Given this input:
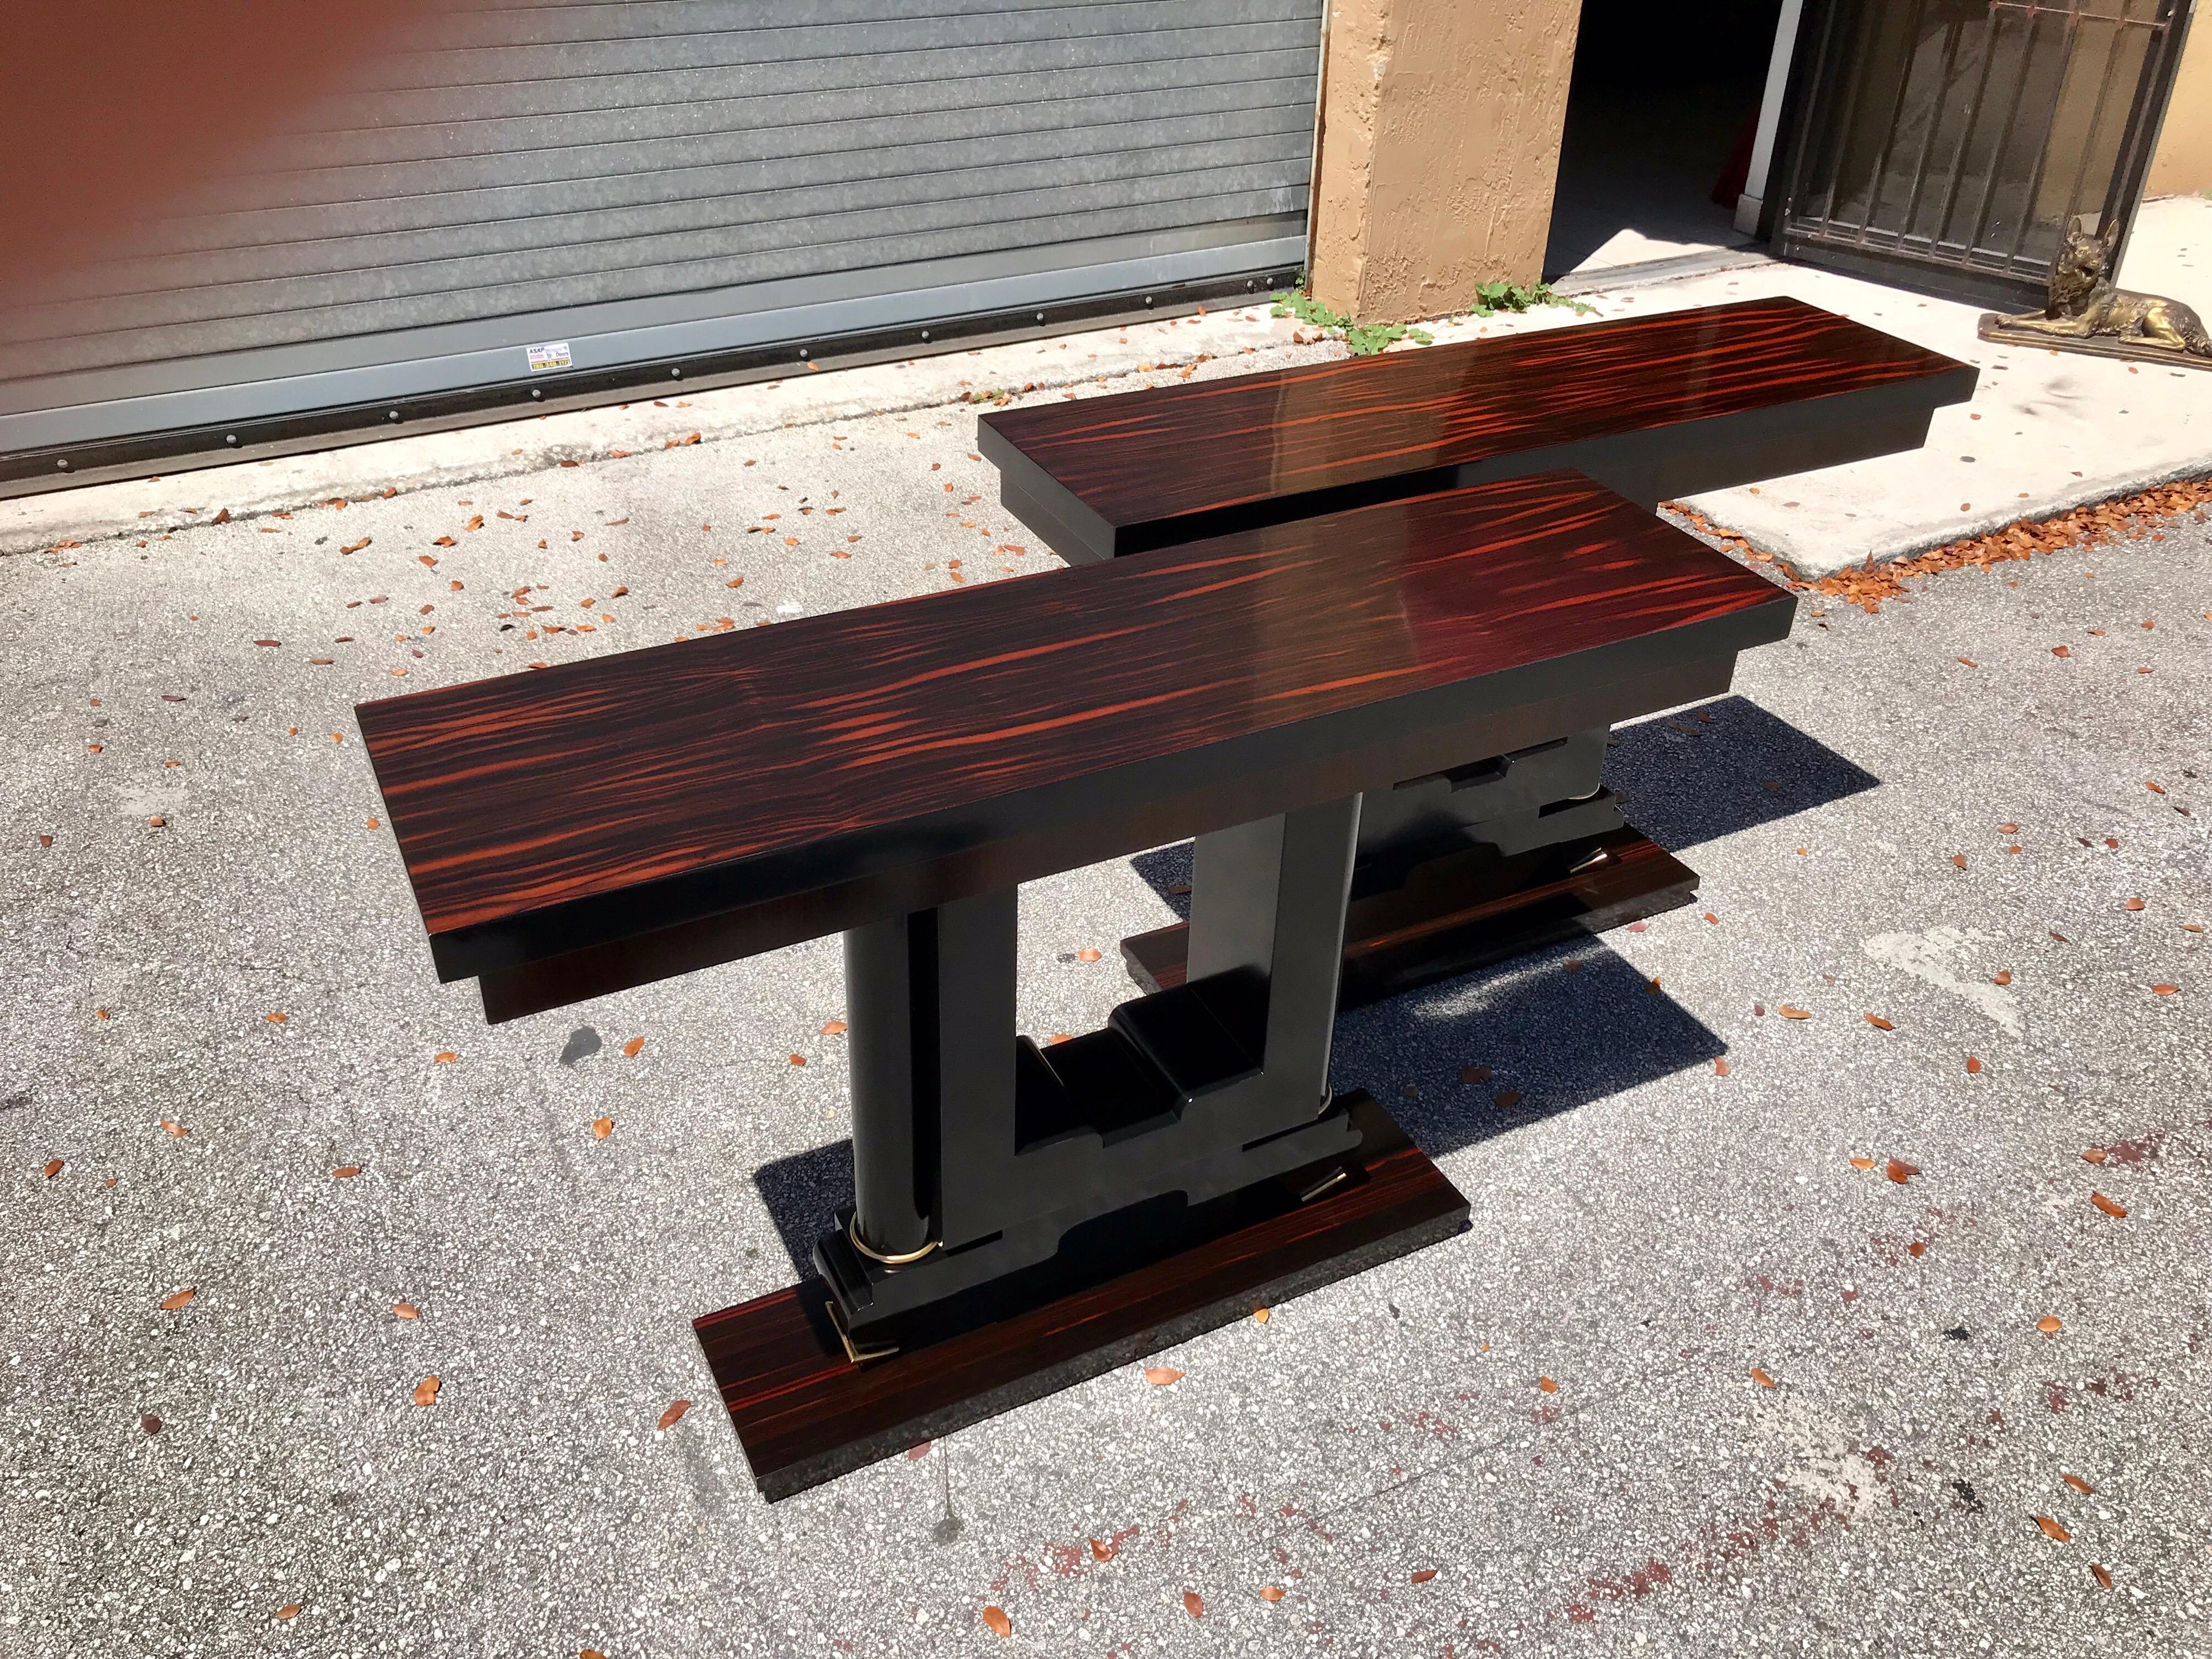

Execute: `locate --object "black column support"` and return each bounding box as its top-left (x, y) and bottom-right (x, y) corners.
top-left (843, 915), bottom-right (933, 1260)
top-left (817, 797), bottom-right (1369, 1350)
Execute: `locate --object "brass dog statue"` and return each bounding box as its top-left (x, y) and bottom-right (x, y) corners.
top-left (1979, 220), bottom-right (2212, 368)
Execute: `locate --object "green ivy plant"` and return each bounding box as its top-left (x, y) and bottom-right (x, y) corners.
top-left (1469, 278), bottom-right (1596, 318)
top-left (1270, 276), bottom-right (1593, 354)
top-left (1270, 289), bottom-right (1432, 356)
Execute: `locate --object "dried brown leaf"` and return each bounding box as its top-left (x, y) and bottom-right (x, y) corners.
top-left (2083, 1147), bottom-right (2107, 1164)
top-left (1953, 852), bottom-right (1968, 870)
top-left (1863, 1013), bottom-right (1894, 1030)
top-left (2090, 1563), bottom-right (2113, 1589)
top-left (1779, 1005), bottom-right (1811, 1020)
top-left (1144, 1366), bottom-right (1184, 1387)
top-left (1850, 1156), bottom-right (1876, 1169)
top-left (1183, 1592), bottom-right (1204, 1619)
top-left (1537, 1375), bottom-right (1558, 1394)
top-left (622, 1036), bottom-right (645, 1058)
top-left (2063, 1473), bottom-right (2095, 1495)
top-left (140, 1413), bottom-right (161, 1434)
top-left (275, 1603), bottom-right (301, 1621)
top-left (591, 1117), bottom-right (613, 1139)
top-left (1885, 1158), bottom-right (1919, 1185)
top-left (2034, 1515), bottom-right (2071, 1542)
top-left (1076, 948), bottom-right (1103, 963)
top-left (1259, 1585), bottom-right (1286, 1601)
top-left (1410, 1568), bottom-right (1438, 1584)
top-left (1251, 1306), bottom-right (1270, 1324)
top-left (393, 1301), bottom-right (419, 1320)
top-left (43, 1157), bottom-right (63, 1179)
top-left (2090, 1192), bottom-right (2128, 1218)
top-left (332, 1165), bottom-right (361, 1179)
top-left (159, 1287), bottom-right (196, 1311)
top-left (2036, 1315), bottom-right (2063, 1334)
top-left (2151, 984), bottom-right (2179, 996)
top-left (819, 1020), bottom-right (847, 1036)
top-left (1965, 1055), bottom-right (1983, 1074)
top-left (434, 1051), bottom-right (457, 1063)
top-left (1750, 1366), bottom-right (1776, 1388)
top-left (1089, 1537), bottom-right (1115, 1561)
top-left (982, 1605), bottom-right (1012, 1638)
top-left (413, 1375), bottom-right (441, 1407)
top-left (657, 1399), bottom-right (691, 1430)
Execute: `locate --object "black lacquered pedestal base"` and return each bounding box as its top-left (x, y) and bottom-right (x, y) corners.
top-left (695, 1092), bottom-right (1467, 1501)
top-left (1123, 823), bottom-right (1699, 1010)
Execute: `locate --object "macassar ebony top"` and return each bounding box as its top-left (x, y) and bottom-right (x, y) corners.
top-left (356, 471), bottom-right (1793, 1008)
top-left (978, 295), bottom-right (1976, 559)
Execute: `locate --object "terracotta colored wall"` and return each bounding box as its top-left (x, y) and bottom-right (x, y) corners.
top-left (2147, 4), bottom-right (2212, 199)
top-left (1310, 0), bottom-right (1584, 322)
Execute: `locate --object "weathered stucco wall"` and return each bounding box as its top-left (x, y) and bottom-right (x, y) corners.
top-left (1310, 0), bottom-right (1583, 322)
top-left (2147, 5), bottom-right (2212, 199)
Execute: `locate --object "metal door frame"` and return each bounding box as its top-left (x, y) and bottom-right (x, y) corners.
top-left (1772, 0), bottom-right (2190, 308)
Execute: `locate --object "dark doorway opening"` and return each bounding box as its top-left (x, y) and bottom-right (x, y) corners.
top-left (1545, 0), bottom-right (1789, 284)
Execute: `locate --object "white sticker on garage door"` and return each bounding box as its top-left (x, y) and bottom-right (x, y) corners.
top-left (525, 341), bottom-right (572, 373)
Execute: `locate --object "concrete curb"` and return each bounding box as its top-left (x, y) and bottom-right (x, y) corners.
top-left (0, 306), bottom-right (1322, 560)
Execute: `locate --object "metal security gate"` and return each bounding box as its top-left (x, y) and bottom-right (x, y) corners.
top-left (1777, 0), bottom-right (2188, 307)
top-left (0, 0), bottom-right (1321, 486)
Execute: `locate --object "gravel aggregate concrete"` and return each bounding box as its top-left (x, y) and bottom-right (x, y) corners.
top-left (3, 348), bottom-right (2211, 1659)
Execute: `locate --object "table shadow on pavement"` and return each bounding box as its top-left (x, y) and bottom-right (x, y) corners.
top-left (753, 1140), bottom-right (855, 1277)
top-left (1328, 946), bottom-right (1724, 1160)
top-left (1603, 692), bottom-right (1879, 850)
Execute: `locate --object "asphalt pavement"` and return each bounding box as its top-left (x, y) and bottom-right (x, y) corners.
top-left (3, 388), bottom-right (2209, 1658)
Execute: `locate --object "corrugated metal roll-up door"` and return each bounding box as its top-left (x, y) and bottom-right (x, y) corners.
top-left (1, 0), bottom-right (1321, 468)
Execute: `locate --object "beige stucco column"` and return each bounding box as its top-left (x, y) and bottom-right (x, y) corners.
top-left (2146, 4), bottom-right (2212, 199)
top-left (1309, 0), bottom-right (1584, 324)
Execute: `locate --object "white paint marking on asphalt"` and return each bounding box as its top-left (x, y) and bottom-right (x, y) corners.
top-left (1861, 925), bottom-right (2022, 1036)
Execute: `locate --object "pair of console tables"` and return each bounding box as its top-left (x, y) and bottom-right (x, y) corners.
top-left (357, 297), bottom-right (1972, 1498)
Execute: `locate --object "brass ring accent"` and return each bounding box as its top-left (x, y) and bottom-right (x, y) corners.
top-left (847, 1214), bottom-right (939, 1266)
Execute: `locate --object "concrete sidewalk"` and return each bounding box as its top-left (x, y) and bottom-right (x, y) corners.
top-left (5, 197), bottom-right (2208, 577)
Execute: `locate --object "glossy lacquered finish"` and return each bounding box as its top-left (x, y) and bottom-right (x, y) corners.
top-left (979, 296), bottom-right (1977, 560)
top-left (356, 471), bottom-right (1793, 1011)
top-left (695, 1092), bottom-right (1466, 1499)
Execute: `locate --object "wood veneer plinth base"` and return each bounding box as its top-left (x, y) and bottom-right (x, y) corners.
top-left (696, 1093), bottom-right (1466, 1500)
top-left (1124, 825), bottom-right (1698, 1009)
